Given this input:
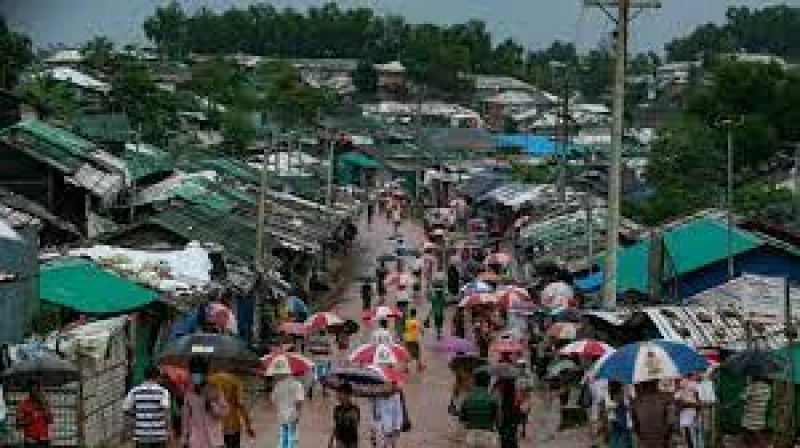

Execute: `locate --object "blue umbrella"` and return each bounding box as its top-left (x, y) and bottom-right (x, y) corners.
top-left (461, 280), bottom-right (492, 294)
top-left (594, 339), bottom-right (709, 384)
top-left (286, 296), bottom-right (309, 315)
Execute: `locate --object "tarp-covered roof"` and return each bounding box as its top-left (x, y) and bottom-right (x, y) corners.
top-left (338, 152), bottom-right (381, 169)
top-left (40, 257), bottom-right (158, 313)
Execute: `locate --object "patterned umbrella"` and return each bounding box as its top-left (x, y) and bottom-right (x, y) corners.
top-left (349, 342), bottom-right (410, 366)
top-left (305, 312), bottom-right (344, 331)
top-left (546, 322), bottom-right (580, 340)
top-left (458, 292), bottom-right (497, 308)
top-left (495, 287), bottom-right (533, 309)
top-left (558, 340), bottom-right (614, 358)
top-left (278, 322), bottom-right (309, 336)
top-left (258, 352), bottom-right (314, 377)
top-left (484, 252), bottom-right (513, 266)
top-left (367, 365), bottom-right (407, 385)
top-left (364, 305), bottom-right (403, 322)
top-left (594, 340), bottom-right (710, 384)
top-left (461, 280), bottom-right (492, 294)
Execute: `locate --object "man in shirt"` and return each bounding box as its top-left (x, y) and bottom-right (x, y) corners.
top-left (208, 371), bottom-right (254, 448)
top-left (403, 308), bottom-right (424, 372)
top-left (271, 374), bottom-right (305, 448)
top-left (123, 366), bottom-right (172, 448)
top-left (370, 390), bottom-right (404, 448)
top-left (459, 372), bottom-right (499, 447)
top-left (372, 319), bottom-right (395, 345)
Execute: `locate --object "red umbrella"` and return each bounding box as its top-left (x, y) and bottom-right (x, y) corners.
top-left (458, 292), bottom-right (497, 308)
top-left (258, 352), bottom-right (314, 377)
top-left (366, 365), bottom-right (407, 385)
top-left (558, 339), bottom-right (614, 358)
top-left (364, 305), bottom-right (403, 322)
top-left (349, 342), bottom-right (410, 366)
top-left (490, 338), bottom-right (524, 354)
top-left (278, 322), bottom-right (309, 336)
top-left (495, 287), bottom-right (532, 309)
top-left (160, 365), bottom-right (189, 395)
top-left (305, 312), bottom-right (344, 331)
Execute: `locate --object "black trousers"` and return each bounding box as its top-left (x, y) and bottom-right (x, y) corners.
top-left (224, 432), bottom-right (242, 448)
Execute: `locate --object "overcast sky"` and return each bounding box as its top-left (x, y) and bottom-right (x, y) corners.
top-left (2, 0), bottom-right (796, 53)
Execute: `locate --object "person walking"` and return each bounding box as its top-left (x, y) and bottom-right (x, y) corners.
top-left (675, 375), bottom-right (703, 448)
top-left (428, 283), bottom-right (446, 340)
top-left (497, 377), bottom-right (521, 448)
top-left (392, 206), bottom-right (402, 236)
top-left (631, 380), bottom-right (672, 448)
top-left (367, 200), bottom-right (376, 228)
top-left (452, 308), bottom-right (466, 339)
top-left (16, 381), bottom-right (52, 448)
top-left (361, 281), bottom-right (374, 311)
top-left (181, 360), bottom-right (229, 448)
top-left (329, 384), bottom-right (360, 448)
top-left (459, 372), bottom-right (499, 448)
top-left (123, 365), bottom-right (172, 448)
top-left (370, 390), bottom-right (404, 448)
top-left (741, 376), bottom-right (772, 448)
top-left (604, 381), bottom-right (633, 448)
top-left (208, 371), bottom-right (254, 448)
top-left (271, 373), bottom-right (305, 448)
top-left (372, 319), bottom-right (395, 345)
top-left (403, 308), bottom-right (424, 373)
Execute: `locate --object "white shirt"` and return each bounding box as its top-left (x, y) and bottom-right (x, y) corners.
top-left (675, 381), bottom-right (699, 427)
top-left (371, 393), bottom-right (404, 433)
top-left (589, 378), bottom-right (609, 421)
top-left (698, 378), bottom-right (716, 405)
top-left (271, 377), bottom-right (305, 424)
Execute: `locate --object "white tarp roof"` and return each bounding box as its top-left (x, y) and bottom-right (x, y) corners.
top-left (691, 274), bottom-right (800, 325)
top-left (44, 67), bottom-right (110, 93)
top-left (69, 243), bottom-right (213, 293)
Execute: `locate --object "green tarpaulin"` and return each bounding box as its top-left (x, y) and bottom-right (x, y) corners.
top-left (39, 258), bottom-right (158, 313)
top-left (339, 152), bottom-right (381, 169)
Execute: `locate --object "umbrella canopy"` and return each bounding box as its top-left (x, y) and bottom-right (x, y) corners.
top-left (546, 322), bottom-right (580, 340)
top-left (461, 280), bottom-right (492, 294)
top-left (329, 319), bottom-right (360, 335)
top-left (364, 305), bottom-right (403, 322)
top-left (432, 337), bottom-right (476, 354)
top-left (448, 353), bottom-right (486, 372)
top-left (285, 296), bottom-right (309, 315)
top-left (547, 359), bottom-right (579, 379)
top-left (484, 252), bottom-right (513, 266)
top-left (722, 349), bottom-right (787, 377)
top-left (159, 333), bottom-right (259, 369)
top-left (305, 312), bottom-right (344, 331)
top-left (495, 289), bottom-right (532, 310)
top-left (490, 338), bottom-right (524, 354)
top-left (594, 340), bottom-right (709, 384)
top-left (367, 365), bottom-right (407, 385)
top-left (2, 350), bottom-right (79, 387)
top-left (541, 281), bottom-right (575, 308)
top-left (321, 367), bottom-right (397, 397)
top-left (278, 322), bottom-right (309, 336)
top-left (350, 342), bottom-right (410, 366)
top-left (559, 340), bottom-right (614, 358)
top-left (259, 352), bottom-right (314, 377)
top-left (459, 292), bottom-right (497, 308)
top-left (478, 363), bottom-right (524, 380)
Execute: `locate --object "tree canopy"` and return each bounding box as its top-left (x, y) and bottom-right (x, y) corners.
top-left (0, 17), bottom-right (33, 90)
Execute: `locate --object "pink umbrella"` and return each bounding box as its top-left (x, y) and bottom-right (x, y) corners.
top-left (366, 365), bottom-right (407, 385)
top-left (558, 339), bottom-right (614, 358)
top-left (305, 312), bottom-right (344, 331)
top-left (431, 337), bottom-right (475, 354)
top-left (484, 252), bottom-right (513, 266)
top-left (258, 352), bottom-right (314, 377)
top-left (349, 342), bottom-right (410, 366)
top-left (496, 286), bottom-right (533, 309)
top-left (490, 338), bottom-right (524, 354)
top-left (364, 305), bottom-right (403, 322)
top-left (278, 322), bottom-right (309, 336)
top-left (458, 292), bottom-right (497, 308)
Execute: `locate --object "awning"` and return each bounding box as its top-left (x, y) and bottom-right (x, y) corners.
top-left (483, 182), bottom-right (546, 209)
top-left (338, 152), bottom-right (381, 169)
top-left (40, 258), bottom-right (158, 313)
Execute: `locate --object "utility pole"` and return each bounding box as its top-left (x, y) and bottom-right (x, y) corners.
top-left (254, 132), bottom-right (274, 342)
top-left (585, 0), bottom-right (660, 309)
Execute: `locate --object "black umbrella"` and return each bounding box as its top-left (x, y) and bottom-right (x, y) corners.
top-left (448, 353), bottom-right (487, 372)
top-left (321, 366), bottom-right (397, 397)
top-left (377, 254), bottom-right (398, 263)
top-left (2, 350), bottom-right (79, 387)
top-left (477, 363), bottom-right (524, 380)
top-left (158, 333), bottom-right (259, 370)
top-left (722, 349), bottom-right (788, 377)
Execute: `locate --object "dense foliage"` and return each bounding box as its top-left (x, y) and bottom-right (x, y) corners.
top-left (0, 17), bottom-right (33, 90)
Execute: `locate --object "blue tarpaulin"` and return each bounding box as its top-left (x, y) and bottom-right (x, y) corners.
top-left (575, 270), bottom-right (604, 292)
top-left (495, 134), bottom-right (556, 156)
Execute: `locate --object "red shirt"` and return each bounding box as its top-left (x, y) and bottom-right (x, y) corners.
top-left (18, 398), bottom-right (52, 441)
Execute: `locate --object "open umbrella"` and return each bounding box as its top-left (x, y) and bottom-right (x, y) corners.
top-left (367, 365), bottom-right (407, 385)
top-left (278, 322), bottom-right (309, 337)
top-left (458, 292), bottom-right (497, 308)
top-left (350, 342), bottom-right (410, 366)
top-left (547, 359), bottom-right (579, 379)
top-left (559, 340), bottom-right (614, 358)
top-left (364, 305), bottom-right (403, 322)
top-left (547, 322), bottom-right (580, 340)
top-left (449, 353), bottom-right (487, 372)
top-left (432, 337), bottom-right (475, 354)
top-left (305, 312), bottom-right (344, 331)
top-left (461, 280), bottom-right (492, 294)
top-left (484, 252), bottom-right (513, 266)
top-left (2, 350), bottom-right (79, 387)
top-left (722, 349), bottom-right (787, 377)
top-left (259, 352), bottom-right (314, 377)
top-left (490, 338), bottom-right (524, 354)
top-left (158, 333), bottom-right (259, 369)
top-left (594, 340), bottom-right (709, 384)
top-left (321, 367), bottom-right (397, 397)
top-left (478, 363), bottom-right (524, 380)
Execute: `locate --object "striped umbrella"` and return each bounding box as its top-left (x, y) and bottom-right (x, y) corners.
top-left (278, 322), bottom-right (309, 336)
top-left (305, 312), bottom-right (344, 331)
top-left (546, 322), bottom-right (580, 340)
top-left (594, 340), bottom-right (710, 384)
top-left (495, 287), bottom-right (533, 309)
top-left (349, 342), bottom-right (410, 366)
top-left (258, 352), bottom-right (314, 377)
top-left (458, 292), bottom-right (497, 308)
top-left (366, 365), bottom-right (407, 385)
top-left (558, 339), bottom-right (614, 358)
top-left (364, 305), bottom-right (403, 322)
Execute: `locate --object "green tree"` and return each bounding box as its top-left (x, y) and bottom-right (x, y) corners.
top-left (16, 78), bottom-right (80, 120)
top-left (352, 60), bottom-right (377, 95)
top-left (143, 1), bottom-right (187, 58)
top-left (221, 108), bottom-right (256, 154)
top-left (82, 36), bottom-right (115, 70)
top-left (110, 59), bottom-right (177, 144)
top-left (257, 60), bottom-right (331, 127)
top-left (0, 17), bottom-right (33, 90)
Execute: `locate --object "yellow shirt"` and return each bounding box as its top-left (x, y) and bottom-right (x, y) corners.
top-left (208, 372), bottom-right (246, 434)
top-left (403, 318), bottom-right (420, 342)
